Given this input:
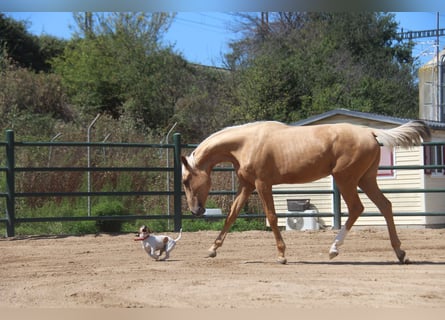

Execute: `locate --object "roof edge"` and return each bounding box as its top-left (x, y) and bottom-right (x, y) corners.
top-left (290, 109), bottom-right (445, 130)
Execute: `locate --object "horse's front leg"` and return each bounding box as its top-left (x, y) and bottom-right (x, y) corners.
top-left (256, 181), bottom-right (287, 264)
top-left (208, 183), bottom-right (254, 258)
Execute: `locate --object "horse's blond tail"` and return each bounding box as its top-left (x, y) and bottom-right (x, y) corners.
top-left (373, 120), bottom-right (431, 148)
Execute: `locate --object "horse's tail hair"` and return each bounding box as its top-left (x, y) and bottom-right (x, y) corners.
top-left (373, 120), bottom-right (431, 148)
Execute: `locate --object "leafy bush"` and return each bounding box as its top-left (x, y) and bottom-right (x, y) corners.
top-left (94, 200), bottom-right (128, 233)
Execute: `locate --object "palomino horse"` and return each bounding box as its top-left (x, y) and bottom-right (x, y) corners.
top-left (181, 121), bottom-right (431, 264)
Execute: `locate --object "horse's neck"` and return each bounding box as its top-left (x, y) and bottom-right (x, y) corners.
top-left (194, 137), bottom-right (238, 172)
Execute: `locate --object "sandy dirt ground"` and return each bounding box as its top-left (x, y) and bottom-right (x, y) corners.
top-left (1, 227), bottom-right (445, 309)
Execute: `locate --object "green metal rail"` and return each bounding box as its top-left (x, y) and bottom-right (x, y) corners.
top-left (1, 130), bottom-right (444, 237)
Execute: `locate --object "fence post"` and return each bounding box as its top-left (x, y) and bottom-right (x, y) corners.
top-left (173, 133), bottom-right (182, 232)
top-left (332, 179), bottom-right (341, 230)
top-left (5, 130), bottom-right (15, 237)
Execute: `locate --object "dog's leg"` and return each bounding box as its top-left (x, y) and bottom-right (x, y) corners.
top-left (158, 237), bottom-right (169, 261)
top-left (158, 249), bottom-right (166, 261)
top-left (163, 240), bottom-right (177, 261)
top-left (149, 248), bottom-right (160, 260)
top-left (143, 246), bottom-right (154, 259)
top-left (142, 243), bottom-right (156, 259)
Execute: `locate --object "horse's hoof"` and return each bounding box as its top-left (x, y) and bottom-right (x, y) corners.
top-left (277, 257), bottom-right (287, 264)
top-left (207, 250), bottom-right (217, 258)
top-left (329, 251), bottom-right (338, 260)
top-left (396, 249), bottom-right (406, 264)
top-left (398, 253), bottom-right (411, 264)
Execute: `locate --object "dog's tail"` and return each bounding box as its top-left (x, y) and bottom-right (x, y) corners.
top-left (174, 228), bottom-right (182, 242)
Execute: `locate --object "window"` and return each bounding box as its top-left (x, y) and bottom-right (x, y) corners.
top-left (424, 144), bottom-right (445, 176)
top-left (378, 146), bottom-right (394, 177)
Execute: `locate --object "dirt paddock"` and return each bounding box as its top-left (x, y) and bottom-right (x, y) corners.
top-left (1, 227), bottom-right (445, 309)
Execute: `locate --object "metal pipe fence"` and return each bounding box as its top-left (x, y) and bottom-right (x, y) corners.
top-left (1, 130), bottom-right (444, 237)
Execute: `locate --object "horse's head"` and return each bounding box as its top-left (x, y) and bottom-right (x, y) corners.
top-left (181, 155), bottom-right (210, 217)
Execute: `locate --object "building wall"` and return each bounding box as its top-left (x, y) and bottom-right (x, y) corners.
top-left (273, 176), bottom-right (333, 227)
top-left (418, 48), bottom-right (445, 123)
top-left (424, 130), bottom-right (445, 225)
top-left (353, 147), bottom-right (425, 226)
top-left (425, 176), bottom-right (445, 225)
top-left (418, 51), bottom-right (445, 226)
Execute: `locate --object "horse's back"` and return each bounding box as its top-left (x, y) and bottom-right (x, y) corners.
top-left (235, 122), bottom-right (380, 184)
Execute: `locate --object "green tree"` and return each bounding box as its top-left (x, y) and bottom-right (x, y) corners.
top-left (173, 65), bottom-right (234, 141)
top-left (53, 12), bottom-right (192, 132)
top-left (226, 12), bottom-right (418, 123)
top-left (0, 13), bottom-right (66, 72)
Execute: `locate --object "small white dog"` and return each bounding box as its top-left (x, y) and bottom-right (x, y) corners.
top-left (134, 225), bottom-right (182, 261)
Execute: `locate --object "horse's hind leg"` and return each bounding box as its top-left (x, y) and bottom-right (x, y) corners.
top-left (359, 177), bottom-right (407, 263)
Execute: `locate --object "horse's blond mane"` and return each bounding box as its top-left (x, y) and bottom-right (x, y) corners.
top-left (188, 122), bottom-right (280, 170)
top-left (204, 121), bottom-right (276, 140)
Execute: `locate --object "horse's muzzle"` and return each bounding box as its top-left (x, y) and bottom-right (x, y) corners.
top-left (192, 207), bottom-right (206, 217)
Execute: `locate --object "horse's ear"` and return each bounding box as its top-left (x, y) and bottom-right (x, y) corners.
top-left (181, 156), bottom-right (190, 170)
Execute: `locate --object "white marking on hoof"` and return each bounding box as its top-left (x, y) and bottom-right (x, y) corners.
top-left (207, 250), bottom-right (217, 258)
top-left (277, 257), bottom-right (287, 265)
top-left (329, 250), bottom-right (339, 260)
top-left (329, 226), bottom-right (348, 260)
top-left (329, 243), bottom-right (340, 259)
